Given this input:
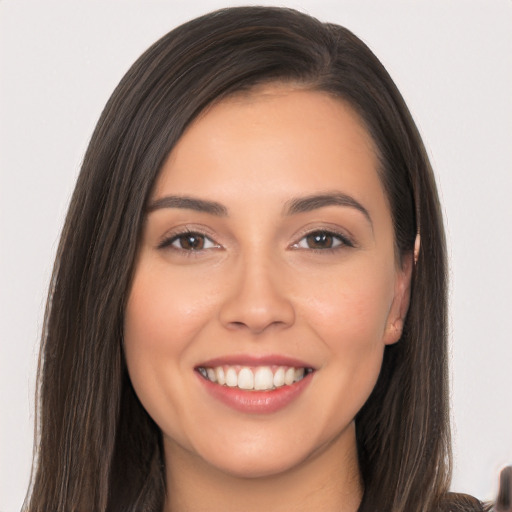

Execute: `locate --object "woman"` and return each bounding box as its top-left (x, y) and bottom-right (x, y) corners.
top-left (24, 6), bottom-right (500, 512)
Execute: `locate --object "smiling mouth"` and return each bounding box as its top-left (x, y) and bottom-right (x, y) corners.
top-left (196, 365), bottom-right (315, 391)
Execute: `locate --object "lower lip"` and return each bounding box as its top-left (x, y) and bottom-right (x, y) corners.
top-left (197, 372), bottom-right (313, 414)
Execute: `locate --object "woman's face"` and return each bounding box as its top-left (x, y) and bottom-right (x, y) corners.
top-left (124, 85), bottom-right (412, 478)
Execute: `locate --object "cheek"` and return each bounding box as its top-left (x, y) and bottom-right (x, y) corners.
top-left (307, 272), bottom-right (393, 421)
top-left (123, 262), bottom-right (219, 416)
top-left (301, 263), bottom-right (395, 348)
top-left (124, 263), bottom-right (216, 357)
top-left (298, 262), bottom-right (394, 402)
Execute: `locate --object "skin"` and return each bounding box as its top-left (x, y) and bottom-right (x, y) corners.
top-left (124, 85), bottom-right (413, 512)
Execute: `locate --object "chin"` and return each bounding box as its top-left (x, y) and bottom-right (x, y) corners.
top-left (206, 450), bottom-right (307, 480)
top-left (190, 425), bottom-right (349, 481)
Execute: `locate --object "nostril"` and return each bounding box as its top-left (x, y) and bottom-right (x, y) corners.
top-left (225, 319), bottom-right (287, 335)
top-left (229, 321), bottom-right (247, 329)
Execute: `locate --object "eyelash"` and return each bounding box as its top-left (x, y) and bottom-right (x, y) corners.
top-left (291, 229), bottom-right (354, 252)
top-left (158, 228), bottom-right (354, 254)
top-left (158, 229), bottom-right (219, 252)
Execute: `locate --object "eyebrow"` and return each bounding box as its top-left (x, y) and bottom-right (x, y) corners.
top-left (283, 192), bottom-right (373, 226)
top-left (147, 191), bottom-right (372, 227)
top-left (147, 195), bottom-right (228, 216)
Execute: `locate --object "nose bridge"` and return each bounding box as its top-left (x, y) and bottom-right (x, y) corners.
top-left (219, 245), bottom-right (295, 334)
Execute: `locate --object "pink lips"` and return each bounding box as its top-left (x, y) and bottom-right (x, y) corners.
top-left (197, 354), bottom-right (315, 369)
top-left (195, 354), bottom-right (315, 414)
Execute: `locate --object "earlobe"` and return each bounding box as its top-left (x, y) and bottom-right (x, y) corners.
top-left (384, 251), bottom-right (414, 345)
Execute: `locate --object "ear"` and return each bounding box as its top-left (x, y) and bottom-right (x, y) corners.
top-left (383, 249), bottom-right (414, 346)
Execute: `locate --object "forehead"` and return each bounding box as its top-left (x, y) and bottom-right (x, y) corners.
top-left (153, 85), bottom-right (385, 214)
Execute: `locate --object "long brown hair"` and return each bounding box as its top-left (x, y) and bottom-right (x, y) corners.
top-left (25, 6), bottom-right (473, 511)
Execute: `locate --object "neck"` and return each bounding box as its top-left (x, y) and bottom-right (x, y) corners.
top-left (163, 422), bottom-right (363, 512)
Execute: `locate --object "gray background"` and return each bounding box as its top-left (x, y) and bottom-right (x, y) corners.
top-left (1, 1), bottom-right (511, 510)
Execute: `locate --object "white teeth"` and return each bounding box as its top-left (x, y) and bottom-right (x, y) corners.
top-left (215, 367), bottom-right (226, 385)
top-left (273, 367), bottom-right (285, 387)
top-left (225, 367), bottom-right (238, 387)
top-left (284, 367), bottom-right (295, 385)
top-left (254, 367), bottom-right (274, 390)
top-left (238, 368), bottom-right (254, 390)
top-left (200, 364), bottom-right (312, 391)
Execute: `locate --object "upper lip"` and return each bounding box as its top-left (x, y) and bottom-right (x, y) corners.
top-left (196, 354), bottom-right (316, 370)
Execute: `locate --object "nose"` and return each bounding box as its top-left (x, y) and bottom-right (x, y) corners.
top-left (218, 255), bottom-right (295, 335)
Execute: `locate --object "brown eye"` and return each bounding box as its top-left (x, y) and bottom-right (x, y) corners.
top-left (177, 233), bottom-right (205, 250)
top-left (294, 230), bottom-right (353, 250)
top-left (159, 232), bottom-right (218, 251)
top-left (306, 232), bottom-right (335, 249)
